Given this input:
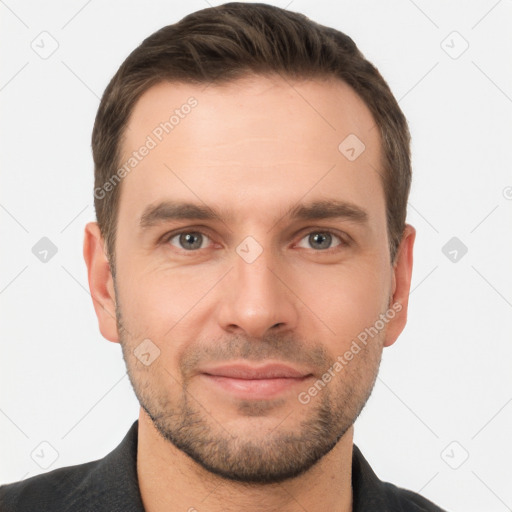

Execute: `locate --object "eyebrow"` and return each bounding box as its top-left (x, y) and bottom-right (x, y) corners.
top-left (139, 199), bottom-right (369, 230)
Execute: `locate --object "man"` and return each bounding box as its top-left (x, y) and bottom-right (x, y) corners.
top-left (0, 2), bottom-right (448, 511)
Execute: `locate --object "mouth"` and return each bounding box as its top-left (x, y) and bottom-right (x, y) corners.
top-left (199, 363), bottom-right (313, 400)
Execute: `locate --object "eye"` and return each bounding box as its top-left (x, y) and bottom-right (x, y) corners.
top-left (296, 230), bottom-right (346, 251)
top-left (166, 231), bottom-right (212, 251)
top-left (161, 228), bottom-right (348, 253)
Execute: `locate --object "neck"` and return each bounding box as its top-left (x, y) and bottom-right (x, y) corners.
top-left (136, 408), bottom-right (353, 512)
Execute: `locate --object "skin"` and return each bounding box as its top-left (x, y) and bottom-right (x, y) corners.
top-left (83, 74), bottom-right (415, 512)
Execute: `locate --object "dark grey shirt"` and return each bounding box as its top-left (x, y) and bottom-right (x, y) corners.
top-left (0, 420), bottom-right (447, 511)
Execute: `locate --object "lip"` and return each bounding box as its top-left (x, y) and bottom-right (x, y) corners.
top-left (199, 363), bottom-right (313, 400)
top-left (200, 363), bottom-right (310, 379)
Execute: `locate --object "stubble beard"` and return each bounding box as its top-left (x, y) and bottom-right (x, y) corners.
top-left (114, 285), bottom-right (382, 484)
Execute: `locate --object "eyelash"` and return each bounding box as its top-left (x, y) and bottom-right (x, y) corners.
top-left (161, 228), bottom-right (350, 254)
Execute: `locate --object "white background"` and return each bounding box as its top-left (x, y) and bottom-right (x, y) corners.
top-left (1, 1), bottom-right (512, 511)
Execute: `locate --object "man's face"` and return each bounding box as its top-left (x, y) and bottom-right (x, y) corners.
top-left (103, 75), bottom-right (407, 483)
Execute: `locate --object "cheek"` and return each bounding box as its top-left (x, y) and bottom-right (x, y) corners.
top-left (117, 262), bottom-right (219, 344)
top-left (291, 258), bottom-right (389, 340)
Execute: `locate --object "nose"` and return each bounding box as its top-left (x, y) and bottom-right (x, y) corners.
top-left (216, 243), bottom-right (299, 339)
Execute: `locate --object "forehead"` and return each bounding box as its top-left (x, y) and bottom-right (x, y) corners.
top-left (117, 75), bottom-right (384, 228)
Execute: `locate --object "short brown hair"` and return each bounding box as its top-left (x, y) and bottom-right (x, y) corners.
top-left (92, 2), bottom-right (411, 276)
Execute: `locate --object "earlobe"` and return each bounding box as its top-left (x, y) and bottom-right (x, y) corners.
top-left (383, 224), bottom-right (416, 348)
top-left (83, 222), bottom-right (120, 343)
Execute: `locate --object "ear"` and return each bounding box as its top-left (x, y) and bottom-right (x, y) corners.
top-left (83, 221), bottom-right (119, 343)
top-left (383, 223), bottom-right (416, 348)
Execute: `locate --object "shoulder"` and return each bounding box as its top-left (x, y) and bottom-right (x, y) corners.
top-left (0, 459), bottom-right (103, 512)
top-left (380, 480), bottom-right (448, 512)
top-left (351, 444), bottom-right (448, 512)
top-left (0, 420), bottom-right (143, 512)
